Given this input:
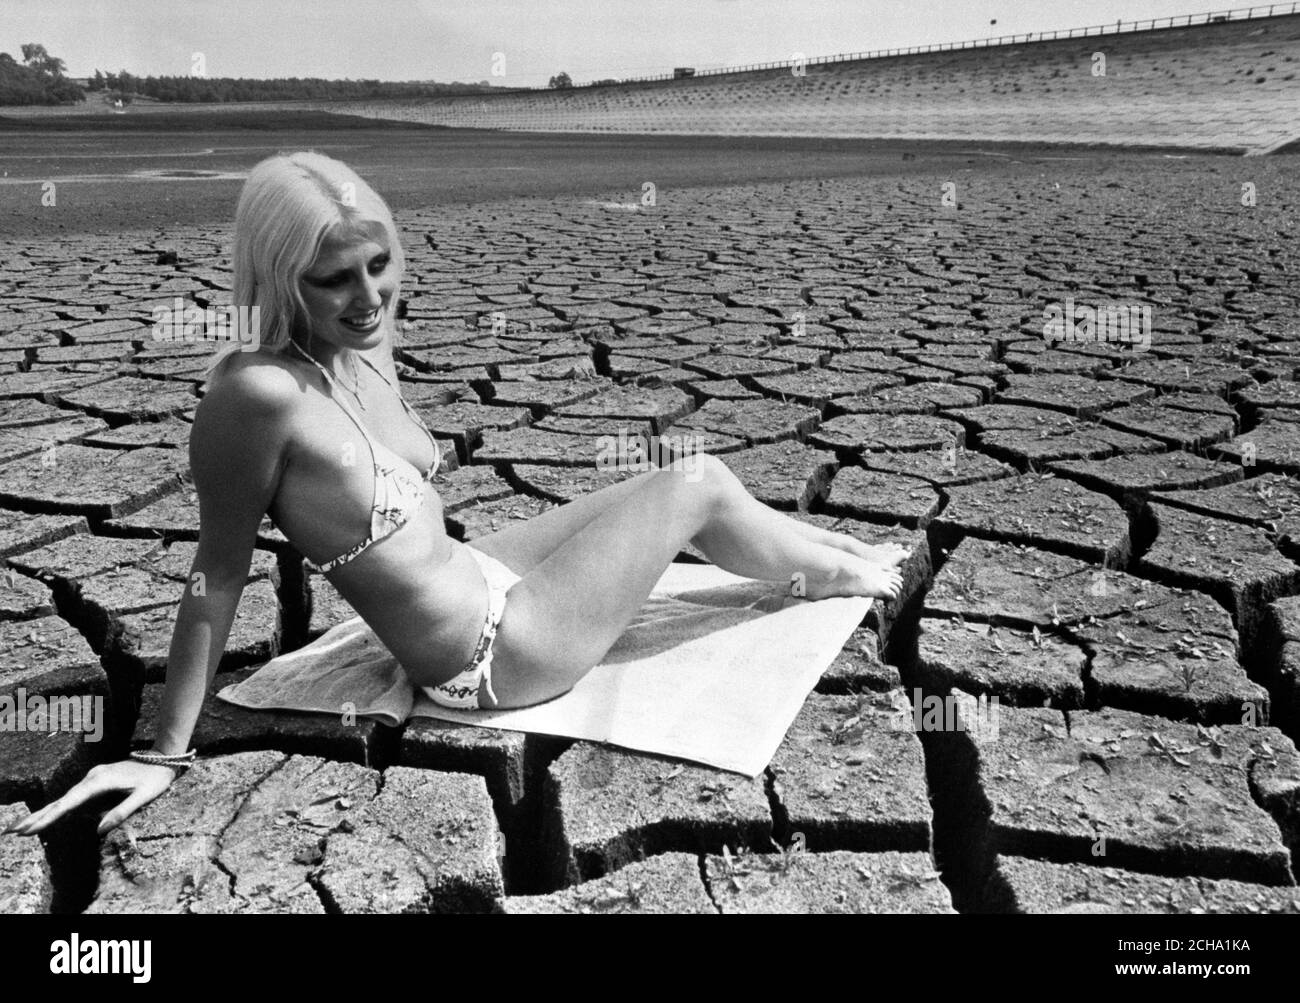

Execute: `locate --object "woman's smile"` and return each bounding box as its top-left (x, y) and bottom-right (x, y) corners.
top-left (339, 307), bottom-right (383, 333)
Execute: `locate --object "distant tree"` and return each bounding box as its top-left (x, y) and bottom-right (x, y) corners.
top-left (20, 42), bottom-right (65, 77)
top-left (0, 43), bottom-right (82, 104)
top-left (548, 71), bottom-right (572, 89)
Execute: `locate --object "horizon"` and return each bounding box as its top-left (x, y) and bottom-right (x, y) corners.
top-left (0, 0), bottom-right (1275, 90)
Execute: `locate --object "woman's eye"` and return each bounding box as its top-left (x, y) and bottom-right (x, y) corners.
top-left (309, 256), bottom-right (388, 287)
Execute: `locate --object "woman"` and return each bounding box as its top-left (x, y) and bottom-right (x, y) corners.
top-left (6, 151), bottom-right (906, 839)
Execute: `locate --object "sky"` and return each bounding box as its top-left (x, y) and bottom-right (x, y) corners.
top-left (0, 0), bottom-right (1271, 88)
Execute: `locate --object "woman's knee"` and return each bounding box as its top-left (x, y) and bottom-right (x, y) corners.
top-left (656, 452), bottom-right (730, 516)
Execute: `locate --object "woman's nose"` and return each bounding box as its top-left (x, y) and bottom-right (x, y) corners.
top-left (353, 271), bottom-right (385, 309)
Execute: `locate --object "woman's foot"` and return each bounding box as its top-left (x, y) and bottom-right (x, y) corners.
top-left (852, 541), bottom-right (911, 569)
top-left (817, 533), bottom-right (910, 571)
top-left (806, 555), bottom-right (903, 601)
top-left (784, 517), bottom-right (911, 570)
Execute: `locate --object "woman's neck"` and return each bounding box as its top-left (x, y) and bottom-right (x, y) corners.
top-left (290, 334), bottom-right (384, 383)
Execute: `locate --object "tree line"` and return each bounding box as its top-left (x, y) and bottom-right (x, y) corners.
top-left (87, 70), bottom-right (499, 103)
top-left (1, 43), bottom-right (501, 106)
top-left (0, 44), bottom-right (82, 104)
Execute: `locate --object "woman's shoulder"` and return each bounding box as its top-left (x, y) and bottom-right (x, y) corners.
top-left (202, 346), bottom-right (302, 410)
top-left (194, 347), bottom-right (305, 441)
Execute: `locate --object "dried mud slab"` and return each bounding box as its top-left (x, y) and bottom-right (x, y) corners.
top-left (0, 445), bottom-right (187, 518)
top-left (986, 855), bottom-right (1300, 914)
top-left (1138, 502), bottom-right (1300, 649)
top-left (926, 538), bottom-right (1234, 637)
top-left (767, 694), bottom-right (932, 852)
top-left (1237, 380), bottom-right (1300, 424)
top-left (916, 617), bottom-right (1088, 708)
top-left (0, 729), bottom-right (92, 805)
top-left (834, 382), bottom-right (984, 415)
top-left (1106, 359), bottom-right (1257, 398)
top-left (933, 474), bottom-right (1131, 565)
top-left (89, 753), bottom-right (503, 914)
top-left (706, 849), bottom-right (955, 914)
top-left (823, 466), bottom-right (942, 528)
top-left (0, 613), bottom-right (105, 698)
top-left (718, 440), bottom-right (838, 510)
top-left (484, 378), bottom-right (611, 415)
top-left (51, 375), bottom-right (197, 423)
top-left (810, 413), bottom-right (965, 457)
top-left (506, 462), bottom-right (640, 503)
top-left (502, 852), bottom-right (715, 914)
top-left (1211, 419), bottom-right (1300, 475)
top-left (1258, 596), bottom-right (1300, 732)
top-left (474, 427), bottom-right (605, 467)
top-left (313, 766), bottom-right (504, 914)
top-left (673, 397), bottom-right (820, 445)
top-left (924, 537), bottom-right (1259, 721)
top-left (423, 400), bottom-right (531, 448)
top-left (399, 719), bottom-right (530, 819)
top-left (860, 446), bottom-right (1015, 488)
top-left (1158, 472), bottom-right (1300, 547)
top-left (940, 697), bottom-right (1299, 887)
top-left (752, 370), bottom-right (903, 408)
top-left (1072, 614), bottom-right (1267, 726)
top-left (1096, 401), bottom-right (1236, 450)
top-left (542, 743), bottom-right (771, 886)
top-left (445, 493), bottom-right (555, 541)
top-left (998, 373), bottom-right (1154, 418)
top-left (1048, 452), bottom-right (1242, 510)
top-left (555, 385), bottom-right (694, 434)
top-left (80, 417), bottom-right (192, 451)
top-left (817, 626), bottom-right (901, 694)
top-left (0, 510), bottom-right (87, 559)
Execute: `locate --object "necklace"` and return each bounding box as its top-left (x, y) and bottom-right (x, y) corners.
top-left (291, 340), bottom-right (368, 410)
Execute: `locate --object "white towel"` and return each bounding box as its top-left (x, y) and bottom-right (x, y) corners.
top-left (217, 557), bottom-right (871, 777)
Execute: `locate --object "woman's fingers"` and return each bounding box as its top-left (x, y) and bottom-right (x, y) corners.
top-left (4, 768), bottom-right (115, 837)
top-left (96, 785), bottom-right (165, 836)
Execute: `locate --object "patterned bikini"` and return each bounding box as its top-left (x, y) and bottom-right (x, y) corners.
top-left (287, 340), bottom-right (513, 710)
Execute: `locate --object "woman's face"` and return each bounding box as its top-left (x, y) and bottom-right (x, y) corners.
top-left (297, 219), bottom-right (399, 352)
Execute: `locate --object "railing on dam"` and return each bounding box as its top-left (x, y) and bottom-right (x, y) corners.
top-left (571, 3), bottom-right (1300, 87)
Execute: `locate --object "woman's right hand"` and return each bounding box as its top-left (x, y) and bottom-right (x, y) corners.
top-left (2, 760), bottom-right (181, 838)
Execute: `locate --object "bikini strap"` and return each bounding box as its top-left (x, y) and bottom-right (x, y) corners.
top-left (354, 355), bottom-right (435, 423)
top-left (353, 353), bottom-right (441, 465)
top-left (289, 341), bottom-right (381, 445)
top-left (290, 341), bottom-right (439, 474)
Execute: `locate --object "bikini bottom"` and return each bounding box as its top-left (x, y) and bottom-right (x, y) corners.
top-left (420, 543), bottom-right (521, 710)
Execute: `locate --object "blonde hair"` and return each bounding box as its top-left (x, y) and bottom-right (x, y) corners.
top-left (205, 151), bottom-right (405, 375)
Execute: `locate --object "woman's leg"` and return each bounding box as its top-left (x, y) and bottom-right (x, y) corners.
top-left (461, 467), bottom-right (658, 575)
top-left (486, 453), bottom-right (901, 708)
top-left (776, 512), bottom-right (911, 568)
top-left (466, 462), bottom-right (908, 575)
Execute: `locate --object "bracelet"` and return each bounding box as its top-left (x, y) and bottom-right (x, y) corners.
top-left (130, 749), bottom-right (197, 771)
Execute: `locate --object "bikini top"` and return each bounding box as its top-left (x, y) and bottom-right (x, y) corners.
top-left (287, 340), bottom-right (442, 574)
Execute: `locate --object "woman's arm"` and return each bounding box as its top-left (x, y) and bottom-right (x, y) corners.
top-left (4, 356), bottom-right (295, 836)
top-left (147, 359), bottom-right (292, 755)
